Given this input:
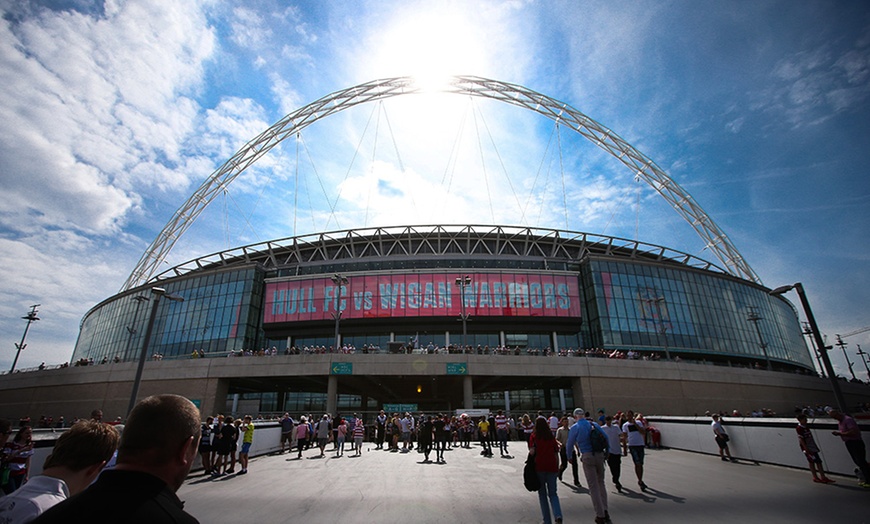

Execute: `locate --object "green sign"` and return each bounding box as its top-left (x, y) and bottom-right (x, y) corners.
top-left (446, 362), bottom-right (468, 375)
top-left (189, 399), bottom-right (201, 409)
top-left (383, 403), bottom-right (418, 413)
top-left (330, 362), bottom-right (353, 375)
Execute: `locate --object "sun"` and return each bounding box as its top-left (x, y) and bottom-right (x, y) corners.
top-left (371, 7), bottom-right (487, 90)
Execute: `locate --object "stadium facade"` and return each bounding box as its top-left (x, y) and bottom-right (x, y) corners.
top-left (66, 224), bottom-right (816, 416)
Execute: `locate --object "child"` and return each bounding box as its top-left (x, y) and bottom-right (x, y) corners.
top-left (796, 413), bottom-right (834, 483)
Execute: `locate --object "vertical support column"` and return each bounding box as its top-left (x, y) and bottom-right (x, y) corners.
top-left (500, 330), bottom-right (506, 347)
top-left (504, 390), bottom-right (511, 413)
top-left (231, 393), bottom-right (240, 417)
top-left (552, 331), bottom-right (559, 353)
top-left (445, 331), bottom-right (450, 347)
top-left (327, 375), bottom-right (338, 415)
top-left (571, 377), bottom-right (584, 412)
top-left (463, 375), bottom-right (474, 410)
top-left (558, 389), bottom-right (566, 413)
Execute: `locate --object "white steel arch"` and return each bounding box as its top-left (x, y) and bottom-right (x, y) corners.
top-left (122, 76), bottom-right (760, 291)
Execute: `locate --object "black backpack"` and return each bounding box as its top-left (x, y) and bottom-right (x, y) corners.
top-left (589, 424), bottom-right (609, 455)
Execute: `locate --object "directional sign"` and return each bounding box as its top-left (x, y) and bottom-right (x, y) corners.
top-left (446, 362), bottom-right (468, 375)
top-left (383, 403), bottom-right (418, 413)
top-left (330, 362), bottom-right (353, 375)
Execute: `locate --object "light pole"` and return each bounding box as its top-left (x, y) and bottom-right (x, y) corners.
top-left (10, 304), bottom-right (40, 373)
top-left (856, 345), bottom-right (870, 382)
top-left (455, 275), bottom-right (472, 350)
top-left (802, 321), bottom-right (825, 377)
top-left (123, 295), bottom-right (150, 362)
top-left (769, 282), bottom-right (847, 413)
top-left (128, 287), bottom-right (184, 416)
top-left (834, 335), bottom-right (857, 381)
top-left (746, 307), bottom-right (772, 370)
top-left (643, 296), bottom-right (670, 360)
top-left (331, 274), bottom-right (348, 353)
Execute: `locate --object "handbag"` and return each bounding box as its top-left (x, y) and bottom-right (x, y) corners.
top-left (721, 433), bottom-right (730, 443)
top-left (523, 455), bottom-right (540, 491)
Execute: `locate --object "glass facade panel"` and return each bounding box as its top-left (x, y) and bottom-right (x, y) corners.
top-left (586, 259), bottom-right (813, 368)
top-left (73, 267), bottom-right (265, 363)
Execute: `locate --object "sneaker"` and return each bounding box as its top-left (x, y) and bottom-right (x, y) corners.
top-left (721, 457), bottom-right (728, 461)
top-left (639, 481), bottom-right (648, 491)
top-left (238, 469), bottom-right (247, 475)
top-left (615, 482), bottom-right (622, 492)
top-left (822, 478), bottom-right (836, 484)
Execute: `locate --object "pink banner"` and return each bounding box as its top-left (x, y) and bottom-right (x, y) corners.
top-left (264, 272), bottom-right (582, 323)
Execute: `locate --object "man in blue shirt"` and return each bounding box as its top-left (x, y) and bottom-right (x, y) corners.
top-left (565, 408), bottom-right (609, 524)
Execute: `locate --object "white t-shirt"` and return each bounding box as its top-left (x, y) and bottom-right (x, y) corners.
top-left (622, 419), bottom-right (646, 447)
top-left (0, 475), bottom-right (69, 523)
top-left (601, 422), bottom-right (623, 455)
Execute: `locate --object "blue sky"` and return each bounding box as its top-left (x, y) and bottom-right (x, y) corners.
top-left (0, 0), bottom-right (868, 379)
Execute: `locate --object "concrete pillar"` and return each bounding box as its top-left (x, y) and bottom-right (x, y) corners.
top-left (504, 390), bottom-right (511, 412)
top-left (445, 331), bottom-right (450, 347)
top-left (327, 375), bottom-right (338, 415)
top-left (571, 377), bottom-right (584, 412)
top-left (558, 389), bottom-right (566, 412)
top-left (463, 375), bottom-right (473, 409)
top-left (231, 393), bottom-right (240, 417)
top-left (500, 331), bottom-right (505, 347)
top-left (552, 331), bottom-right (558, 353)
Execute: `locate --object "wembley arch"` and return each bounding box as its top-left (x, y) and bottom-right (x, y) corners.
top-left (123, 76), bottom-right (760, 291)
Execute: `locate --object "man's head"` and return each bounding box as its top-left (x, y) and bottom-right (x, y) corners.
top-left (712, 414), bottom-right (720, 421)
top-left (797, 413), bottom-right (808, 424)
top-left (43, 420), bottom-right (119, 494)
top-left (573, 408), bottom-right (584, 419)
top-left (826, 407), bottom-right (843, 421)
top-left (118, 394), bottom-right (200, 491)
top-left (90, 409), bottom-right (103, 422)
top-left (0, 418), bottom-right (12, 444)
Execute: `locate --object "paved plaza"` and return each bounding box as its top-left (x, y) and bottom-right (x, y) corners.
top-left (178, 443), bottom-right (867, 523)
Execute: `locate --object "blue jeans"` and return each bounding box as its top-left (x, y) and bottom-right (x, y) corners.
top-left (536, 471), bottom-right (562, 524)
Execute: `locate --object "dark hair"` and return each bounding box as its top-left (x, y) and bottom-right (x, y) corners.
top-left (119, 394), bottom-right (200, 464)
top-left (534, 417), bottom-right (554, 440)
top-left (43, 420), bottom-right (119, 471)
top-left (14, 425), bottom-right (32, 443)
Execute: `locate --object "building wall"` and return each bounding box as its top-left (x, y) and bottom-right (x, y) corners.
top-left (2, 355), bottom-right (866, 423)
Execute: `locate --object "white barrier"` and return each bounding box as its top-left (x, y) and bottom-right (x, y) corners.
top-left (648, 416), bottom-right (870, 477)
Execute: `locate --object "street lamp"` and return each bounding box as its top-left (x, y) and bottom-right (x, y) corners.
top-left (455, 275), bottom-right (472, 351)
top-left (769, 282), bottom-right (847, 413)
top-left (331, 274), bottom-right (348, 353)
top-left (127, 287), bottom-right (184, 416)
top-left (123, 295), bottom-right (150, 362)
top-left (802, 321), bottom-right (825, 377)
top-left (643, 296), bottom-right (670, 361)
top-left (746, 307), bottom-right (772, 371)
top-left (10, 304), bottom-right (40, 373)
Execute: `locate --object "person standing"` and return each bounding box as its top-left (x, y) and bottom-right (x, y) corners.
top-left (495, 410), bottom-right (509, 457)
top-left (419, 416), bottom-right (434, 462)
top-left (711, 414), bottom-right (735, 462)
top-left (601, 415), bottom-right (624, 492)
top-left (33, 394), bottom-right (202, 524)
top-left (315, 415), bottom-right (331, 458)
top-left (566, 408), bottom-right (609, 524)
top-left (294, 416), bottom-right (309, 459)
top-left (335, 418), bottom-right (347, 457)
top-left (3, 426), bottom-right (34, 494)
top-left (238, 415), bottom-right (254, 474)
top-left (622, 410), bottom-right (648, 491)
top-left (529, 417), bottom-right (563, 524)
top-left (478, 416), bottom-right (492, 457)
top-left (827, 407), bottom-right (870, 487)
top-left (795, 413), bottom-right (834, 483)
top-left (0, 420), bottom-right (119, 523)
top-left (375, 410), bottom-right (387, 450)
top-left (279, 413), bottom-right (295, 454)
top-left (352, 416), bottom-right (364, 456)
top-left (199, 417), bottom-right (213, 475)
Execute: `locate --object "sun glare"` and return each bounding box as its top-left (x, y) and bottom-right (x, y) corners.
top-left (374, 9), bottom-right (486, 91)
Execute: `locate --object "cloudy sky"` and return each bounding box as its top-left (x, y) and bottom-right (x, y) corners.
top-left (1, 0), bottom-right (868, 379)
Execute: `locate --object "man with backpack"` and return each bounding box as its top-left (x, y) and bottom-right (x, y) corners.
top-left (565, 408), bottom-right (610, 524)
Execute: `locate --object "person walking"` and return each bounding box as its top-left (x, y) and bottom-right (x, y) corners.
top-left (529, 417), bottom-right (563, 524)
top-left (566, 408), bottom-right (609, 524)
top-left (601, 414), bottom-right (624, 492)
top-left (294, 416), bottom-right (309, 459)
top-left (622, 410), bottom-right (648, 490)
top-left (711, 414), bottom-right (735, 462)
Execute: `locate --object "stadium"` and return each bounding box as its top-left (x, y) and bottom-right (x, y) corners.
top-left (3, 77), bottom-right (863, 420)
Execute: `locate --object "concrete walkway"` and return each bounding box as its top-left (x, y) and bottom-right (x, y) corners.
top-left (178, 444), bottom-right (867, 523)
